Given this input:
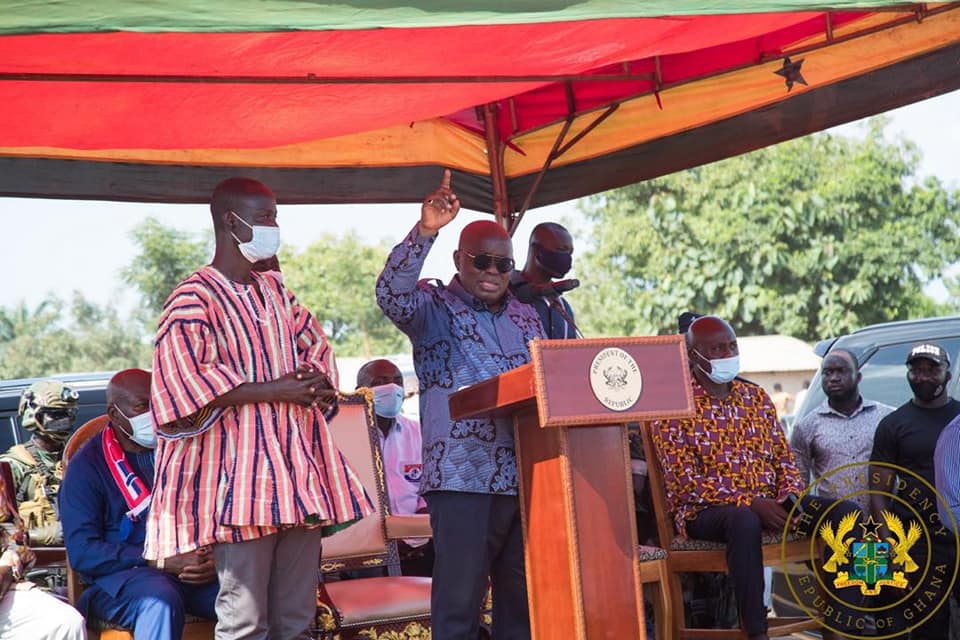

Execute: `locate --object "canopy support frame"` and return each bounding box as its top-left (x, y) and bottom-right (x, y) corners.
top-left (509, 84), bottom-right (619, 234)
top-left (481, 103), bottom-right (510, 228)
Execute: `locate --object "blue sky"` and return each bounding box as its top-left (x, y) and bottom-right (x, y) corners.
top-left (4, 89), bottom-right (960, 315)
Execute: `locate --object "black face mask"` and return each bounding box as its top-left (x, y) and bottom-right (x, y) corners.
top-left (909, 379), bottom-right (945, 403)
top-left (536, 247), bottom-right (572, 278)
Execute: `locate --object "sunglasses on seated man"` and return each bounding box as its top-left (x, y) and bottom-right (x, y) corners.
top-left (465, 252), bottom-right (515, 274)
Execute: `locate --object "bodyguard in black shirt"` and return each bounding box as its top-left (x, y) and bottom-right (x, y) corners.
top-left (509, 222), bottom-right (579, 339)
top-left (869, 342), bottom-right (960, 639)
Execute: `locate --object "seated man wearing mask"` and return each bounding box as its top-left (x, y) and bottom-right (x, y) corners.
top-left (60, 369), bottom-right (217, 640)
top-left (356, 359), bottom-right (432, 576)
top-left (647, 316), bottom-right (857, 640)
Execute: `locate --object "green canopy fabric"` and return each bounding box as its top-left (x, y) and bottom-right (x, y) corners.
top-left (1, 0), bottom-right (923, 34)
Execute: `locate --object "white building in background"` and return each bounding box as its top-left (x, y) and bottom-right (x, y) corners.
top-left (736, 335), bottom-right (821, 400)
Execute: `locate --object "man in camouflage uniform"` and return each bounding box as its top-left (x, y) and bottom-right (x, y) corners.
top-left (0, 380), bottom-right (79, 546)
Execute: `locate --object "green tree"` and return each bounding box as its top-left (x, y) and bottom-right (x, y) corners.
top-left (280, 232), bottom-right (407, 358)
top-left (0, 299), bottom-right (60, 343)
top-left (577, 121), bottom-right (960, 341)
top-left (0, 292), bottom-right (149, 379)
top-left (122, 216), bottom-right (211, 322)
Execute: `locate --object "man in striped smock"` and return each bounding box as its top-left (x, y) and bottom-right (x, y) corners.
top-left (146, 177), bottom-right (373, 640)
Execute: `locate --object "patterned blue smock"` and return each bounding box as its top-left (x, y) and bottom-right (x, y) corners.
top-left (376, 225), bottom-right (545, 495)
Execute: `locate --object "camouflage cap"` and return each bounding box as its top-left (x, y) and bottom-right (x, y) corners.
top-left (18, 379), bottom-right (80, 431)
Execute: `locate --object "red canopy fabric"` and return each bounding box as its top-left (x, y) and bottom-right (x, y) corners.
top-left (1, 12), bottom-right (866, 149)
top-left (1, 3), bottom-right (959, 214)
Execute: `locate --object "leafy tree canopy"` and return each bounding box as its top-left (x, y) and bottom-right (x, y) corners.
top-left (121, 216), bottom-right (212, 322)
top-left (576, 120), bottom-right (960, 341)
top-left (0, 293), bottom-right (150, 379)
top-left (280, 232), bottom-right (407, 358)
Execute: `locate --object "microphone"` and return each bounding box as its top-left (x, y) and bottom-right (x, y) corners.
top-left (529, 278), bottom-right (580, 298)
top-left (511, 278), bottom-right (585, 338)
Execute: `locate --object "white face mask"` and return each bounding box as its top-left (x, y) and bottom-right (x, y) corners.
top-left (231, 212), bottom-right (281, 263)
top-left (694, 350), bottom-right (741, 384)
top-left (372, 383), bottom-right (404, 419)
top-left (116, 406), bottom-right (157, 449)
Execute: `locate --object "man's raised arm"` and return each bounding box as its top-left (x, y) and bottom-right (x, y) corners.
top-left (376, 170), bottom-right (460, 330)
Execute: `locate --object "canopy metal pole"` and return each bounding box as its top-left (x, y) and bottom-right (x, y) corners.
top-left (482, 103), bottom-right (511, 229)
top-left (511, 88), bottom-right (619, 233)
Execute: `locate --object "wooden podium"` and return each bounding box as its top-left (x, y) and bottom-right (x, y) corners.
top-left (449, 336), bottom-right (694, 640)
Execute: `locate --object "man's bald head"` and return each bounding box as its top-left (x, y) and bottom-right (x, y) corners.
top-left (524, 221), bottom-right (574, 280)
top-left (820, 349), bottom-right (862, 404)
top-left (458, 220), bottom-right (511, 252)
top-left (827, 348), bottom-right (860, 371)
top-left (686, 315), bottom-right (740, 387)
top-left (210, 177), bottom-right (275, 229)
top-left (106, 369), bottom-right (151, 407)
top-left (529, 222), bottom-right (571, 248)
top-left (106, 369), bottom-right (154, 451)
top-left (356, 359), bottom-right (403, 389)
top-left (686, 316), bottom-right (736, 350)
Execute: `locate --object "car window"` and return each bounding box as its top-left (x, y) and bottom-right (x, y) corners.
top-left (0, 415), bottom-right (20, 453)
top-left (0, 389), bottom-right (109, 454)
top-left (797, 337), bottom-right (960, 420)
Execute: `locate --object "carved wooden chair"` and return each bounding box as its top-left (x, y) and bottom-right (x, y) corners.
top-left (629, 452), bottom-right (676, 640)
top-left (639, 423), bottom-right (820, 639)
top-left (316, 391), bottom-right (433, 640)
top-left (638, 543), bottom-right (674, 640)
top-left (62, 415), bottom-right (214, 640)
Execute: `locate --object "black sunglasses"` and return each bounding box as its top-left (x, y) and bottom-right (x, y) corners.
top-left (465, 251), bottom-right (514, 274)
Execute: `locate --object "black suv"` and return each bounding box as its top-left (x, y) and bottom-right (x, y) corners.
top-left (0, 372), bottom-right (113, 453)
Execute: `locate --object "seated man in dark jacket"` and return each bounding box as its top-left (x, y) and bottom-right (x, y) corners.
top-left (60, 369), bottom-right (217, 640)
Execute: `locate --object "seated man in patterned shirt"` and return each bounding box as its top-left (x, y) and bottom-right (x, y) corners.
top-left (649, 315), bottom-right (856, 640)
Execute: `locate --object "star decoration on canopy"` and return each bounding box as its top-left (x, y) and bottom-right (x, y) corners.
top-left (775, 56), bottom-right (808, 92)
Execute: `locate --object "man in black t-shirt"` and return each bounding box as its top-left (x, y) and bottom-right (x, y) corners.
top-left (869, 342), bottom-right (960, 639)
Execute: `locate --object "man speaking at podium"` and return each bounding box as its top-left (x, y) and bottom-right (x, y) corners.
top-left (509, 222), bottom-right (580, 339)
top-left (377, 170), bottom-right (545, 640)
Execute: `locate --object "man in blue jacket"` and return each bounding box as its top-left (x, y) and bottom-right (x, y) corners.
top-left (60, 369), bottom-right (217, 640)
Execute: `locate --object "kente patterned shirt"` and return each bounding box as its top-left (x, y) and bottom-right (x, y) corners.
top-left (145, 266), bottom-right (373, 559)
top-left (649, 378), bottom-right (804, 537)
top-left (789, 398), bottom-right (893, 511)
top-left (376, 225), bottom-right (545, 495)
